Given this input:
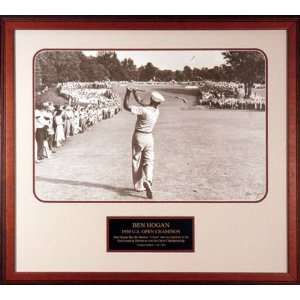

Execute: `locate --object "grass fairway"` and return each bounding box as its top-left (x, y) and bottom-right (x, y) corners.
top-left (35, 83), bottom-right (266, 202)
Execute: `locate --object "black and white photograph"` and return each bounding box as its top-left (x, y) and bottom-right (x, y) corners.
top-left (34, 49), bottom-right (267, 202)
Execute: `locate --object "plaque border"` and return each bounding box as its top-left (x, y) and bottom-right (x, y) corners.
top-left (106, 216), bottom-right (195, 252)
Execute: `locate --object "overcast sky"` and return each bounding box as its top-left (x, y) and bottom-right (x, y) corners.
top-left (82, 50), bottom-right (225, 70)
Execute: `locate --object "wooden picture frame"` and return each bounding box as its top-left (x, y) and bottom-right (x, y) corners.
top-left (0, 16), bottom-right (298, 284)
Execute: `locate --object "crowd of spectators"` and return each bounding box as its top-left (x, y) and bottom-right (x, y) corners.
top-left (35, 81), bottom-right (121, 162)
top-left (57, 81), bottom-right (113, 105)
top-left (197, 81), bottom-right (266, 111)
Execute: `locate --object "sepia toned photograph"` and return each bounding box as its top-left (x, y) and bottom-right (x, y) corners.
top-left (34, 49), bottom-right (267, 202)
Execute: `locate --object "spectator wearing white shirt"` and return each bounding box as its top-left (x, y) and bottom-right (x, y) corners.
top-left (35, 104), bottom-right (48, 161)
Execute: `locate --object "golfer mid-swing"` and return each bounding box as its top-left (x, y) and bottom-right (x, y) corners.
top-left (123, 87), bottom-right (165, 199)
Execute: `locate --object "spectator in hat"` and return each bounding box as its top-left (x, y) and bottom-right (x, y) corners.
top-left (35, 103), bottom-right (48, 161)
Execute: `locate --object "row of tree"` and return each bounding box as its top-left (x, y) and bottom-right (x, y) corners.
top-left (35, 50), bottom-right (265, 97)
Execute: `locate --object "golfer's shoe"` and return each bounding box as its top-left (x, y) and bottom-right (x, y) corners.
top-left (143, 180), bottom-right (153, 199)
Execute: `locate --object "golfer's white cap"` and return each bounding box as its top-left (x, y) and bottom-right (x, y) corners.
top-left (151, 91), bottom-right (165, 103)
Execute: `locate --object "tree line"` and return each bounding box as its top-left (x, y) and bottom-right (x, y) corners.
top-left (35, 50), bottom-right (265, 96)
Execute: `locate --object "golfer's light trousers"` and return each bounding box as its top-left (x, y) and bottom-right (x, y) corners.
top-left (132, 131), bottom-right (154, 191)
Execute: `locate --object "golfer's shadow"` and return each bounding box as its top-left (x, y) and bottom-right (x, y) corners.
top-left (36, 176), bottom-right (147, 199)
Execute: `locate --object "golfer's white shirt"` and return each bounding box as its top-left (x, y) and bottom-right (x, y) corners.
top-left (130, 106), bottom-right (159, 133)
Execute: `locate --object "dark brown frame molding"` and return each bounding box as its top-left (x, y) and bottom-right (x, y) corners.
top-left (0, 16), bottom-right (298, 284)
